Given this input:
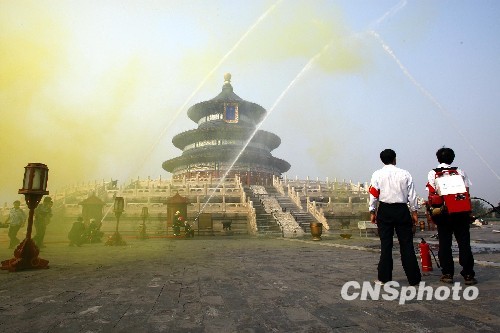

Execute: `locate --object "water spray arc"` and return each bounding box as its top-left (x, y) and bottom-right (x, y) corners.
top-left (109, 0), bottom-right (283, 225)
top-left (198, 0), bottom-right (403, 207)
top-left (368, 0), bottom-right (407, 31)
top-left (368, 30), bottom-right (500, 182)
top-left (129, 0), bottom-right (283, 179)
top-left (196, 52), bottom-right (322, 217)
top-left (119, 0), bottom-right (399, 220)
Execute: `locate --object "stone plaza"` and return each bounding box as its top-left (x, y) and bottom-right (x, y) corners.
top-left (0, 224), bottom-right (498, 332)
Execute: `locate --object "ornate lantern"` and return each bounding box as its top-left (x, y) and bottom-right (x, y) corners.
top-left (1, 163), bottom-right (50, 271)
top-left (141, 207), bottom-right (149, 219)
top-left (113, 196), bottom-right (125, 215)
top-left (19, 163), bottom-right (49, 209)
top-left (138, 207), bottom-right (149, 240)
top-left (106, 196), bottom-right (126, 246)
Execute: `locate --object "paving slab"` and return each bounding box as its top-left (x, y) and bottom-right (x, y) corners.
top-left (0, 225), bottom-right (498, 332)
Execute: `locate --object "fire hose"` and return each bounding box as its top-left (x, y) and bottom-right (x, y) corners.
top-left (470, 197), bottom-right (500, 220)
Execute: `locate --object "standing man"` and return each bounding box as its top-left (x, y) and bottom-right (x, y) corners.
top-left (4, 200), bottom-right (27, 248)
top-left (426, 147), bottom-right (476, 285)
top-left (369, 149), bottom-right (421, 286)
top-left (33, 196), bottom-right (53, 248)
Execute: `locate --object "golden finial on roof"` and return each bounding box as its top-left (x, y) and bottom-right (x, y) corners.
top-left (224, 73), bottom-right (231, 84)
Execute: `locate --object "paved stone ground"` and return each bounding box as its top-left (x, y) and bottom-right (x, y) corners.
top-left (0, 223), bottom-right (499, 332)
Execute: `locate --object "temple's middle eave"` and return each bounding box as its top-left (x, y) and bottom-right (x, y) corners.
top-left (172, 127), bottom-right (281, 151)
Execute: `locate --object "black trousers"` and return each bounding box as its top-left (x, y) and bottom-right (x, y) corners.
top-left (433, 212), bottom-right (475, 278)
top-left (377, 202), bottom-right (421, 285)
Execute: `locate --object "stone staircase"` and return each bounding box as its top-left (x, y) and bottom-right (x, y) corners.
top-left (265, 186), bottom-right (317, 233)
top-left (243, 187), bottom-right (282, 236)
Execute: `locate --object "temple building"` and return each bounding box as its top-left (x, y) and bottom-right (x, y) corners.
top-left (162, 73), bottom-right (290, 185)
top-left (0, 76), bottom-right (374, 240)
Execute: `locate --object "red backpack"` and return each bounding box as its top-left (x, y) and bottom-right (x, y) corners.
top-left (427, 167), bottom-right (471, 215)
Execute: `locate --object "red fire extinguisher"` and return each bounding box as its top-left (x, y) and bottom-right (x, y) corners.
top-left (419, 238), bottom-right (433, 272)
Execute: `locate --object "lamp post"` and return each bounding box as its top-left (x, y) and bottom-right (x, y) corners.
top-left (138, 206), bottom-right (149, 239)
top-left (1, 163), bottom-right (50, 271)
top-left (105, 196), bottom-right (126, 246)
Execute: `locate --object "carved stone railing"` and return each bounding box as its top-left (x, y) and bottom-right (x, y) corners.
top-left (247, 200), bottom-right (257, 235)
top-left (306, 198), bottom-right (329, 230)
top-left (288, 186), bottom-right (303, 209)
top-left (272, 175), bottom-right (285, 196)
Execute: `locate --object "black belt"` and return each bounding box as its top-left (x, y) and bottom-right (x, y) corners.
top-left (380, 202), bottom-right (406, 206)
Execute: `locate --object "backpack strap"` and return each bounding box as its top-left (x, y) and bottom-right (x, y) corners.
top-left (433, 167), bottom-right (458, 172)
top-left (433, 167), bottom-right (458, 178)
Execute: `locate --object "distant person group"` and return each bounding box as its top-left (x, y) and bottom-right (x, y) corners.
top-left (68, 217), bottom-right (104, 246)
top-left (1, 197), bottom-right (103, 249)
top-left (1, 197), bottom-right (54, 249)
top-left (369, 147), bottom-right (477, 286)
top-left (1, 197), bottom-right (53, 249)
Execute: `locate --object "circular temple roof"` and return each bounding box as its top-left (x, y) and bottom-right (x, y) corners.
top-left (187, 75), bottom-right (266, 124)
top-left (163, 74), bottom-right (290, 177)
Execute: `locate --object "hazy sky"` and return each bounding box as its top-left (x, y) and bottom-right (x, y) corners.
top-left (1, 0), bottom-right (499, 205)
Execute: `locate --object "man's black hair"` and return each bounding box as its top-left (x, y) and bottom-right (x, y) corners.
top-left (380, 149), bottom-right (396, 165)
top-left (436, 147), bottom-right (455, 164)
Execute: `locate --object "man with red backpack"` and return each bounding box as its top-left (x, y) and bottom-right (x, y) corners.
top-left (426, 147), bottom-right (477, 285)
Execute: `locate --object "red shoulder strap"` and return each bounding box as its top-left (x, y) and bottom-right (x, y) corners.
top-left (434, 167), bottom-right (459, 179)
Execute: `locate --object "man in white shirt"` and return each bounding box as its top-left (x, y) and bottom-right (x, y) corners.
top-left (4, 200), bottom-right (27, 249)
top-left (369, 149), bottom-right (421, 286)
top-left (426, 147), bottom-right (476, 285)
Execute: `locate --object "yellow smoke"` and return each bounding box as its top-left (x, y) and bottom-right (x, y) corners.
top-left (178, 1), bottom-right (365, 83)
top-left (0, 3), bottom-right (66, 200)
top-left (0, 3), bottom-right (146, 201)
top-left (0, 1), bottom-right (368, 203)
top-left (228, 2), bottom-right (364, 73)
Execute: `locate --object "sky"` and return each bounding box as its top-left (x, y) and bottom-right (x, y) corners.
top-left (1, 0), bottom-right (499, 206)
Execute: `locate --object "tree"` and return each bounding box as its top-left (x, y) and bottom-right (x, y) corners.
top-left (471, 199), bottom-right (488, 218)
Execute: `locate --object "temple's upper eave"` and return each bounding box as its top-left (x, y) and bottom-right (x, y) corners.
top-left (186, 81), bottom-right (266, 123)
top-left (211, 83), bottom-right (243, 101)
